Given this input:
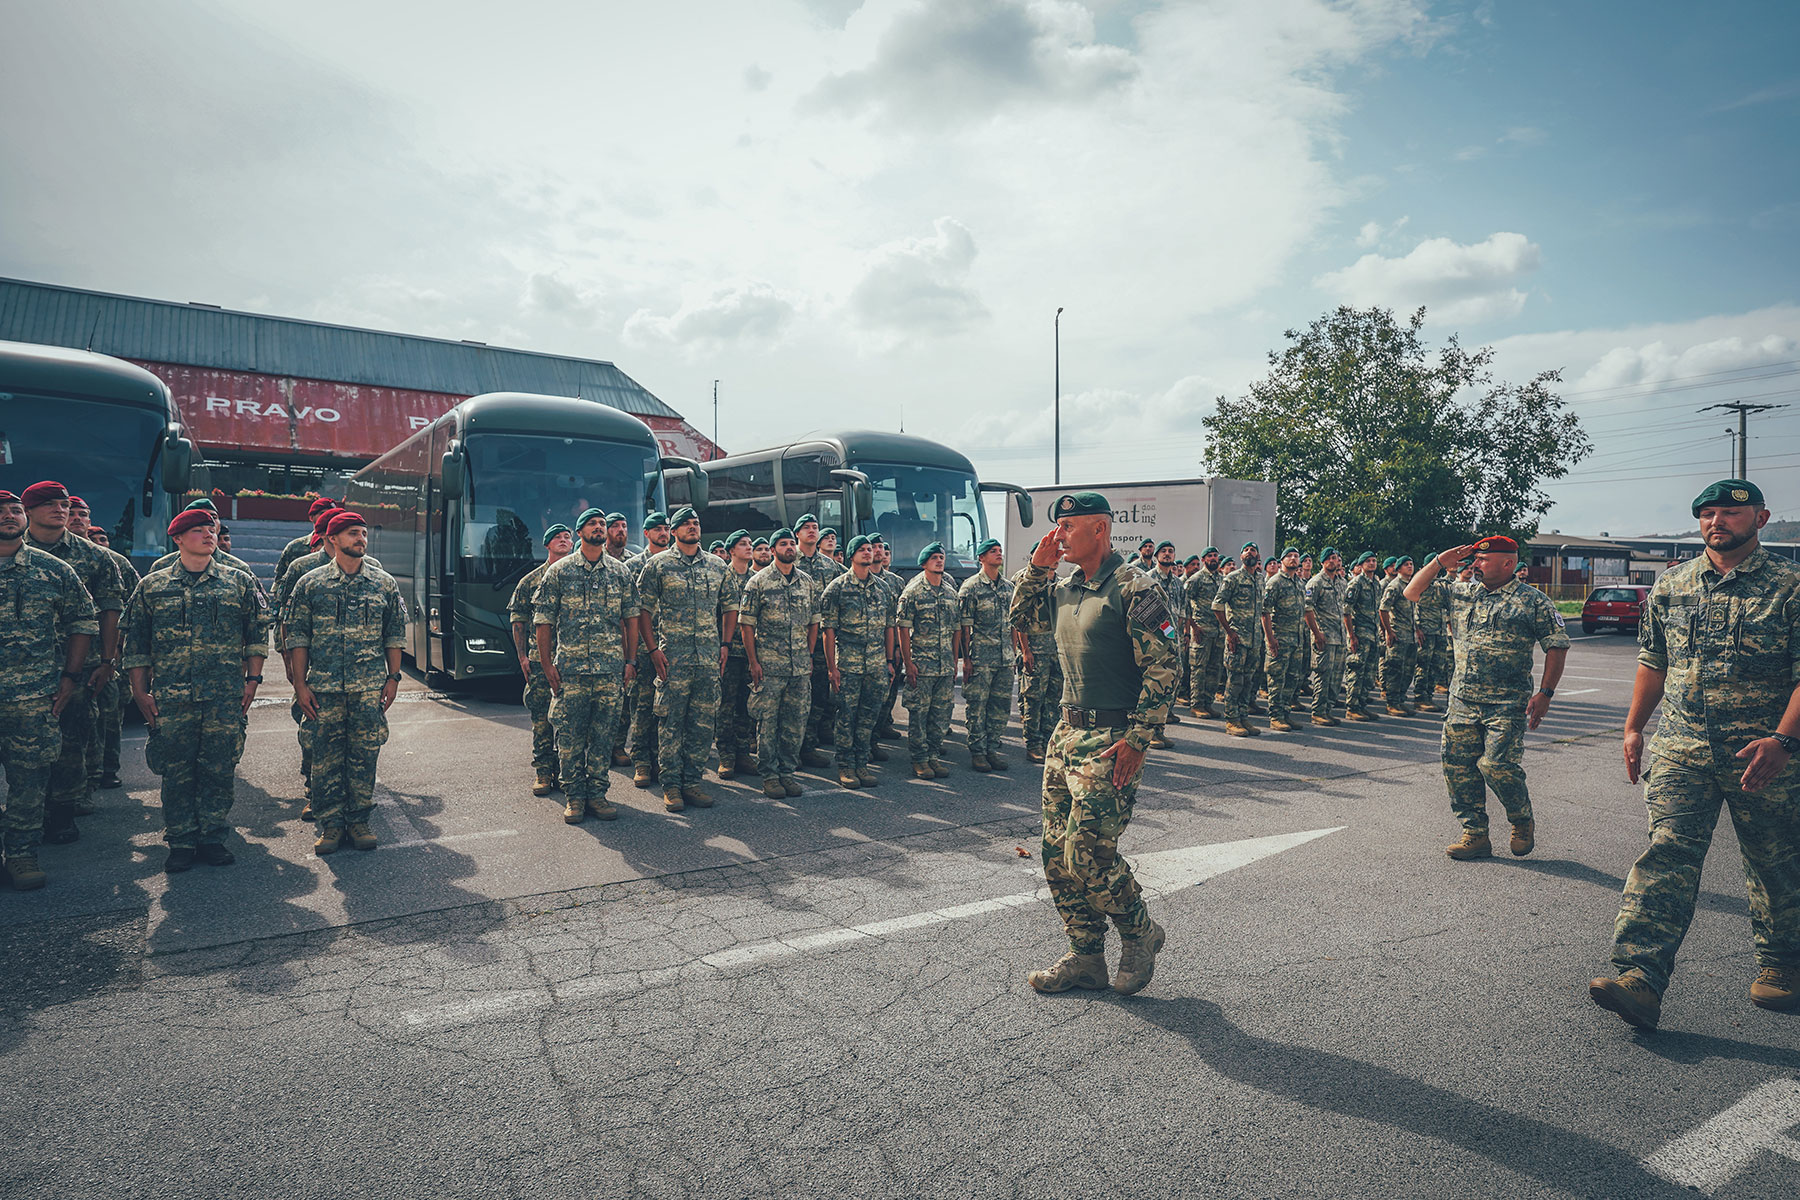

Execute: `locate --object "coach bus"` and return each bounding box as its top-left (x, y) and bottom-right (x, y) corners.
top-left (0, 339), bottom-right (196, 575)
top-left (344, 391), bottom-right (706, 685)
top-left (671, 430), bottom-right (1031, 580)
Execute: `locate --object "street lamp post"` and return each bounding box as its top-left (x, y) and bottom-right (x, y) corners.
top-left (712, 379), bottom-right (720, 460)
top-left (1054, 307), bottom-right (1063, 486)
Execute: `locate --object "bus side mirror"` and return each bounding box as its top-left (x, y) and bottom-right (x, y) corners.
top-left (830, 468), bottom-right (874, 522)
top-left (160, 431), bottom-right (194, 494)
top-left (661, 457), bottom-right (707, 511)
top-left (981, 481), bottom-right (1032, 529)
top-left (440, 440), bottom-right (466, 500)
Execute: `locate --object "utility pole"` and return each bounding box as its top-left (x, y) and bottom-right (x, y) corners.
top-left (1702, 401), bottom-right (1789, 478)
top-left (1054, 307), bottom-right (1064, 486)
top-left (712, 380), bottom-right (719, 460)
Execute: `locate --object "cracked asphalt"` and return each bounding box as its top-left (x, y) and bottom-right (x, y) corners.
top-left (4, 633), bottom-right (1798, 1199)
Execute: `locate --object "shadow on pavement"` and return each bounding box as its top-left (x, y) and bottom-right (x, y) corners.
top-left (1505, 856), bottom-right (1748, 918)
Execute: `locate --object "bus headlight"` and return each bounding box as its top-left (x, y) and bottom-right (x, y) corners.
top-left (463, 637), bottom-right (505, 654)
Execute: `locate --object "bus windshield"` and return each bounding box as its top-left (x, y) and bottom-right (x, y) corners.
top-left (0, 395), bottom-right (169, 561)
top-left (857, 461), bottom-right (987, 569)
top-left (461, 433), bottom-right (661, 584)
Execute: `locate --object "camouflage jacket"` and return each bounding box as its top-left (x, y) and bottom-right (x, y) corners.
top-left (151, 548), bottom-right (257, 578)
top-left (283, 561), bottom-right (407, 692)
top-left (1152, 567), bottom-right (1186, 623)
top-left (722, 565), bottom-right (754, 657)
top-left (1265, 570), bottom-right (1312, 635)
top-left (275, 533), bottom-right (315, 584)
top-left (0, 547), bottom-right (99, 702)
top-left (1380, 576), bottom-right (1418, 638)
top-left (958, 569), bottom-right (1013, 664)
top-left (896, 573), bottom-right (962, 675)
top-left (638, 547), bottom-right (733, 666)
top-left (28, 530), bottom-right (124, 615)
top-left (1010, 564), bottom-right (1057, 647)
top-left (1305, 571), bottom-right (1346, 645)
top-left (1639, 547), bottom-right (1800, 769)
top-left (95, 541), bottom-right (140, 590)
top-left (508, 560), bottom-right (555, 664)
top-left (274, 548), bottom-right (382, 626)
top-left (1343, 574), bottom-right (1384, 637)
top-left (532, 550), bottom-right (637, 675)
top-left (1446, 578), bottom-right (1570, 707)
top-left (1185, 567), bottom-right (1222, 632)
top-left (1413, 576), bottom-right (1450, 637)
top-left (820, 570), bottom-right (891, 675)
top-left (795, 550), bottom-right (847, 589)
top-left (122, 560), bottom-right (270, 703)
top-left (738, 564), bottom-right (818, 677)
top-left (1212, 565), bottom-right (1264, 635)
top-left (1009, 550), bottom-right (1176, 752)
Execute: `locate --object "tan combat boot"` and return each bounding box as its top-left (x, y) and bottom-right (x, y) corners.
top-left (563, 797), bottom-right (586, 824)
top-left (856, 767), bottom-right (879, 787)
top-left (735, 752), bottom-right (756, 775)
top-left (970, 753), bottom-right (992, 773)
top-left (314, 828), bottom-right (343, 856)
top-left (988, 751), bottom-right (1009, 771)
top-left (1510, 819), bottom-right (1536, 857)
top-left (716, 758), bottom-right (736, 780)
top-left (1384, 703), bottom-right (1411, 717)
top-left (1415, 700), bottom-right (1441, 713)
top-left (1026, 746), bottom-right (1046, 763)
top-left (533, 772), bottom-right (556, 797)
top-left (590, 798), bottom-right (618, 821)
top-left (663, 787), bottom-right (685, 812)
top-left (682, 786), bottom-right (714, 809)
top-left (633, 764), bottom-right (655, 788)
top-left (762, 777), bottom-right (786, 799)
top-left (839, 768), bottom-right (863, 788)
top-left (913, 762), bottom-right (936, 780)
top-left (348, 823), bottom-right (377, 851)
top-left (1027, 951), bottom-right (1110, 994)
top-left (5, 856), bottom-right (47, 891)
top-left (1751, 967), bottom-right (1799, 1011)
top-left (1112, 921), bottom-right (1167, 996)
top-left (1225, 721), bottom-right (1252, 738)
top-left (612, 749), bottom-right (631, 767)
top-left (1268, 718), bottom-right (1295, 732)
top-left (780, 776), bottom-right (804, 797)
top-left (1344, 709), bottom-right (1376, 722)
top-left (1192, 706), bottom-right (1222, 720)
top-left (1310, 712), bottom-right (1338, 727)
top-left (1446, 830), bottom-right (1492, 860)
top-left (1148, 730), bottom-right (1172, 749)
top-left (1589, 973), bottom-right (1661, 1030)
top-left (930, 760), bottom-right (950, 779)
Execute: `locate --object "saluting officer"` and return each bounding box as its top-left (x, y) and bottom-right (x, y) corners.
top-left (1342, 551), bottom-right (1385, 721)
top-left (123, 508), bottom-right (269, 872)
top-left (738, 527), bottom-right (818, 798)
top-left (958, 538), bottom-right (1014, 772)
top-left (511, 524), bottom-right (573, 798)
top-left (1591, 479), bottom-right (1800, 1029)
top-left (1213, 540), bottom-right (1265, 737)
top-left (821, 535), bottom-right (892, 788)
top-left (1011, 493), bottom-right (1177, 996)
top-left (896, 542), bottom-right (962, 778)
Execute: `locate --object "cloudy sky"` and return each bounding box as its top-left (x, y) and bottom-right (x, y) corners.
top-left (4, 0), bottom-right (1796, 536)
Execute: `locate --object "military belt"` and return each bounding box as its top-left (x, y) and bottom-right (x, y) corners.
top-left (1063, 706), bottom-right (1129, 730)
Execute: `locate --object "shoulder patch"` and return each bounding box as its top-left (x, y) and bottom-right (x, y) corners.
top-left (1127, 588), bottom-right (1178, 641)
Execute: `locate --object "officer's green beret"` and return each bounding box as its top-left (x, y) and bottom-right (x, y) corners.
top-left (1397, 555), bottom-right (1414, 566)
top-left (725, 529), bottom-right (750, 548)
top-left (917, 541), bottom-right (945, 566)
top-left (1321, 547), bottom-right (1340, 561)
top-left (1184, 555), bottom-right (1201, 566)
top-left (752, 536), bottom-right (770, 547)
top-left (771, 527), bottom-right (796, 544)
top-left (541, 523), bottom-right (571, 546)
top-left (1352, 551), bottom-right (1376, 567)
top-left (643, 511), bottom-right (669, 530)
top-left (1691, 478), bottom-right (1764, 515)
top-left (975, 537), bottom-right (1002, 557)
top-left (846, 535), bottom-right (871, 556)
top-left (1281, 546), bottom-right (1300, 558)
top-left (1140, 539), bottom-right (1156, 550)
top-left (669, 506), bottom-right (698, 527)
top-left (184, 498), bottom-right (218, 513)
top-left (575, 507), bottom-right (607, 530)
top-left (794, 512), bottom-right (819, 529)
top-left (604, 512), bottom-right (626, 525)
top-left (1241, 541), bottom-right (1259, 553)
top-left (1381, 556), bottom-right (1397, 569)
top-left (1202, 546), bottom-right (1219, 557)
top-left (1052, 492), bottom-right (1110, 518)
top-left (1155, 540), bottom-right (1175, 553)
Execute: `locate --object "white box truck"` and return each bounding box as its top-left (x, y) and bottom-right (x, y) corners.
top-left (1003, 477), bottom-right (1277, 574)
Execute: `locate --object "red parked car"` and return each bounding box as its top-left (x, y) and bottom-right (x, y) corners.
top-left (1581, 585), bottom-right (1649, 635)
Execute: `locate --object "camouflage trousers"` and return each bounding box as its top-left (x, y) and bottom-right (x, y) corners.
top-left (655, 664), bottom-right (720, 789)
top-left (550, 672), bottom-right (622, 803)
top-left (1413, 634), bottom-right (1450, 701)
top-left (1221, 629), bottom-right (1265, 724)
top-left (627, 650), bottom-right (658, 770)
top-left (1041, 719), bottom-right (1153, 954)
top-left (147, 697), bottom-right (247, 848)
top-left (1172, 638), bottom-right (1191, 702)
top-left (881, 661), bottom-right (904, 730)
top-left (290, 697), bottom-right (313, 801)
top-left (45, 680), bottom-right (96, 834)
top-left (717, 653), bottom-right (753, 765)
top-left (1344, 634), bottom-right (1381, 713)
top-left (523, 663), bottom-right (556, 776)
top-left (1381, 638), bottom-right (1418, 704)
top-left (833, 669), bottom-right (888, 771)
top-left (86, 673), bottom-right (123, 785)
top-left (1610, 755), bottom-right (1800, 995)
top-left (802, 648), bottom-right (833, 751)
top-left (1264, 630), bottom-right (1307, 722)
top-left (1189, 629), bottom-right (1222, 708)
top-left (1311, 642), bottom-right (1345, 714)
top-left (905, 674), bottom-right (954, 764)
top-left (963, 658), bottom-right (1014, 756)
top-left (0, 697), bottom-right (60, 856)
top-left (752, 673), bottom-right (809, 779)
top-left (1441, 696), bottom-right (1530, 834)
top-left (304, 689), bottom-right (389, 831)
top-left (1018, 638), bottom-right (1063, 751)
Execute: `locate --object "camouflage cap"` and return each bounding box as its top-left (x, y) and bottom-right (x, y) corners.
top-left (542, 523), bottom-right (571, 546)
top-left (1691, 478), bottom-right (1764, 515)
top-left (1052, 492), bottom-right (1110, 518)
top-left (917, 541), bottom-right (946, 566)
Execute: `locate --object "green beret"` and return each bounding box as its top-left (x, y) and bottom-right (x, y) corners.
top-left (708, 541), bottom-right (723, 552)
top-left (725, 529), bottom-right (750, 548)
top-left (604, 512), bottom-right (625, 525)
top-left (669, 506), bottom-right (698, 527)
top-left (1155, 540), bottom-right (1175, 553)
top-left (752, 536), bottom-right (770, 547)
top-left (975, 537), bottom-right (1001, 557)
top-left (576, 507), bottom-right (607, 530)
top-left (1397, 555), bottom-right (1414, 566)
top-left (1691, 478), bottom-right (1764, 515)
top-left (1381, 556), bottom-right (1397, 569)
top-left (1281, 546), bottom-right (1300, 559)
top-left (1321, 547), bottom-right (1340, 561)
top-left (1202, 546), bottom-right (1219, 557)
top-left (1139, 539), bottom-right (1156, 550)
top-left (1241, 541), bottom-right (1259, 553)
top-left (643, 511), bottom-right (669, 530)
top-left (917, 541), bottom-right (945, 566)
top-left (1183, 555), bottom-right (1201, 566)
top-left (794, 512), bottom-right (819, 528)
top-left (846, 535), bottom-right (871, 556)
top-left (1352, 551), bottom-right (1376, 567)
top-left (184, 498), bottom-right (218, 512)
top-left (1052, 492), bottom-right (1110, 518)
top-left (771, 527), bottom-right (796, 543)
top-left (541, 523), bottom-right (571, 547)
top-left (868, 534), bottom-right (885, 545)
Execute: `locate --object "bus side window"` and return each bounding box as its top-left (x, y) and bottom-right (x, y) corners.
top-left (708, 461), bottom-right (782, 539)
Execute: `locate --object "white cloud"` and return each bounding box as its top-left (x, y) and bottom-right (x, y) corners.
top-left (1314, 231), bottom-right (1541, 324)
top-left (1355, 215), bottom-right (1410, 247)
top-left (623, 281), bottom-right (801, 355)
top-left (847, 217), bottom-right (987, 336)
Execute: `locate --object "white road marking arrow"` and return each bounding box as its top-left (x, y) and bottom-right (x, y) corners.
top-left (1643, 1079), bottom-right (1800, 1194)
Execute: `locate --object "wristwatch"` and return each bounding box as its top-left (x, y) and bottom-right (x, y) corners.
top-left (386, 672), bottom-right (403, 682)
top-left (1771, 732), bottom-right (1800, 754)
top-left (244, 674), bottom-right (264, 684)
top-left (1537, 687), bottom-right (1555, 699)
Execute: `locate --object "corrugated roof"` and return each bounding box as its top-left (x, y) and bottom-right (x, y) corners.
top-left (0, 277), bottom-right (680, 419)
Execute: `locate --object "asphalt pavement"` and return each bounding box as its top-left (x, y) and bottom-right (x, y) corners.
top-left (3, 631), bottom-right (1797, 1199)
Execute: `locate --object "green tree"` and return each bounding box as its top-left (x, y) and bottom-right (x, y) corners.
top-left (1201, 306), bottom-right (1591, 556)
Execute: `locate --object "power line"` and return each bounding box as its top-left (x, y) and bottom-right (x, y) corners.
top-left (1560, 360), bottom-right (1800, 401)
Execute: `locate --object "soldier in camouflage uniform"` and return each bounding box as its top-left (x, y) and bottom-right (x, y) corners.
top-left (1379, 556), bottom-right (1421, 716)
top-left (1186, 548), bottom-right (1224, 719)
top-left (738, 528), bottom-right (818, 798)
top-left (1213, 541), bottom-right (1266, 737)
top-left (897, 542), bottom-right (962, 778)
top-left (821, 535), bottom-right (892, 788)
top-left (149, 499), bottom-right (263, 586)
top-left (1013, 492), bottom-right (1177, 996)
top-left (123, 509), bottom-right (269, 871)
top-left (285, 512), bottom-right (407, 855)
top-left (22, 481), bottom-right (123, 844)
top-left (793, 514), bottom-right (847, 765)
top-left (1590, 480), bottom-right (1800, 1029)
top-left (1261, 546), bottom-right (1314, 732)
top-left (1405, 535), bottom-right (1569, 863)
top-left (716, 530), bottom-right (757, 779)
top-left (1305, 549), bottom-right (1346, 725)
top-left (870, 538), bottom-right (906, 740)
top-left (510, 524), bottom-right (573, 797)
top-left (751, 537), bottom-right (773, 570)
top-left (1342, 552), bottom-right (1385, 721)
top-left (68, 495), bottom-right (138, 795)
top-left (638, 506), bottom-right (734, 811)
top-left (0, 490), bottom-right (97, 889)
top-left (533, 509), bottom-right (639, 823)
top-left (274, 497), bottom-right (339, 586)
top-left (623, 512), bottom-right (672, 782)
top-left (958, 538), bottom-right (1014, 772)
top-left (1411, 566), bottom-right (1451, 713)
top-left (1146, 541), bottom-right (1186, 748)
top-left (1011, 561), bottom-right (1063, 763)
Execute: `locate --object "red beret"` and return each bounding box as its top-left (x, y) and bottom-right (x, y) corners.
top-left (307, 496), bottom-right (339, 519)
top-left (312, 506), bottom-right (342, 535)
top-left (325, 510), bottom-right (367, 537)
top-left (1473, 535), bottom-right (1519, 555)
top-left (168, 509), bottom-right (215, 539)
top-left (68, 496), bottom-right (88, 510)
top-left (0, 490), bottom-right (20, 505)
top-left (21, 481), bottom-right (69, 508)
